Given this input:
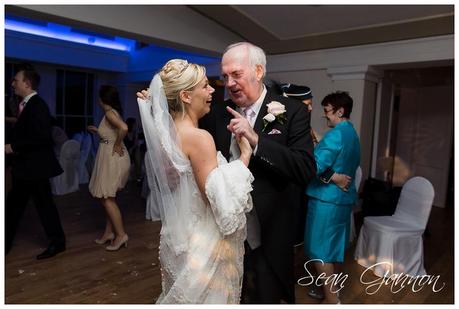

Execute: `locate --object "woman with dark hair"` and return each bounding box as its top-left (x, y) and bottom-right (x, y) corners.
top-left (304, 91), bottom-right (360, 304)
top-left (87, 85), bottom-right (130, 251)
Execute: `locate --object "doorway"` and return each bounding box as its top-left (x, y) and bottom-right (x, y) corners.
top-left (380, 66), bottom-right (453, 207)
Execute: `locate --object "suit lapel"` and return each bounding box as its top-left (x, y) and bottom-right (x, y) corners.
top-left (16, 95), bottom-right (36, 126)
top-left (253, 90), bottom-right (272, 134)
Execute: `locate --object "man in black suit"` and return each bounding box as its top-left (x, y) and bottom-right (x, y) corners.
top-left (200, 42), bottom-right (316, 303)
top-left (5, 64), bottom-right (66, 260)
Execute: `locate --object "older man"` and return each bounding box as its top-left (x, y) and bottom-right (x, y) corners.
top-left (200, 42), bottom-right (316, 303)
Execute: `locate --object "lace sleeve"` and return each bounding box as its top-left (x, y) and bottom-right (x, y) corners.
top-left (205, 159), bottom-right (254, 236)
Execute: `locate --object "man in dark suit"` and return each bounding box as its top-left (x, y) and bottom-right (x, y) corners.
top-left (200, 42), bottom-right (316, 303)
top-left (5, 64), bottom-right (66, 260)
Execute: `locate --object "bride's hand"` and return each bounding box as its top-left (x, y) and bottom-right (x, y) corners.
top-left (237, 135), bottom-right (252, 166)
top-left (136, 89), bottom-right (149, 100)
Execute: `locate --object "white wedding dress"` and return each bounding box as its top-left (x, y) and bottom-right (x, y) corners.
top-left (157, 153), bottom-right (253, 304)
top-left (137, 74), bottom-right (253, 304)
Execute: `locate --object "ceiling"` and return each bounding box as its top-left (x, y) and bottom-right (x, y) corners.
top-left (6, 4), bottom-right (454, 56)
top-left (190, 5), bottom-right (454, 54)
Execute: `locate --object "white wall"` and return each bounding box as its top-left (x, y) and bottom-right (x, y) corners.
top-left (266, 35), bottom-right (453, 181)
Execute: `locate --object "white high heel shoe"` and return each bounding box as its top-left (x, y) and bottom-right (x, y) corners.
top-left (106, 234), bottom-right (129, 251)
top-left (94, 233), bottom-right (115, 245)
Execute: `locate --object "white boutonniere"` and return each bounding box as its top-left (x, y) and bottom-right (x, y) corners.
top-left (262, 101), bottom-right (287, 132)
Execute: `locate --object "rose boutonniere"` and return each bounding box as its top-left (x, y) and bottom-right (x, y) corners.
top-left (262, 101), bottom-right (287, 132)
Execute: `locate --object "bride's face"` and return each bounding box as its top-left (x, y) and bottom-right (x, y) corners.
top-left (188, 77), bottom-right (215, 118)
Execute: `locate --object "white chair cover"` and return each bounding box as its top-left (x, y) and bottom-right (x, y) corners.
top-left (78, 133), bottom-right (92, 184)
top-left (354, 176), bottom-right (434, 277)
top-left (349, 166), bottom-right (363, 242)
top-left (51, 140), bottom-right (81, 195)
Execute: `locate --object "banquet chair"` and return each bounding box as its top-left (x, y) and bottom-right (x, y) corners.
top-left (51, 140), bottom-right (80, 195)
top-left (354, 176), bottom-right (434, 277)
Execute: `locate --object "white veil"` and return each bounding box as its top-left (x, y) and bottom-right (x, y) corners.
top-left (137, 73), bottom-right (192, 255)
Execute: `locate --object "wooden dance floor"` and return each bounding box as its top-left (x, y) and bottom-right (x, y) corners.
top-left (4, 181), bottom-right (454, 304)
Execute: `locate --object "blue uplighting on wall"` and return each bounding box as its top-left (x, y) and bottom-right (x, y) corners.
top-left (5, 15), bottom-right (135, 52)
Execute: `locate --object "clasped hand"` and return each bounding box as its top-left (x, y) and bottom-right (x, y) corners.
top-left (332, 173), bottom-right (352, 192)
top-left (226, 106), bottom-right (258, 150)
top-left (136, 90), bottom-right (149, 101)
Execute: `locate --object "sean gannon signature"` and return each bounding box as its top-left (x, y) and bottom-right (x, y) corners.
top-left (297, 259), bottom-right (445, 295)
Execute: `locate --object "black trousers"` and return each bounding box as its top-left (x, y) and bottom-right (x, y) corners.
top-left (241, 243), bottom-right (286, 304)
top-left (5, 176), bottom-right (65, 253)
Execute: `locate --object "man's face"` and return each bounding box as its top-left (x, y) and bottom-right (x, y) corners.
top-left (11, 71), bottom-right (29, 98)
top-left (221, 47), bottom-right (263, 108)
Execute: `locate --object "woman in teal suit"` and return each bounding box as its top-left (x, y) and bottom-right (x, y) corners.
top-left (304, 91), bottom-right (360, 304)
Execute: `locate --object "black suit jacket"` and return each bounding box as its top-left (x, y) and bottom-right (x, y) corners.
top-left (10, 94), bottom-right (63, 180)
top-left (200, 88), bottom-right (316, 302)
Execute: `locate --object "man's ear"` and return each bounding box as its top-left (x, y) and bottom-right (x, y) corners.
top-left (24, 79), bottom-right (32, 90)
top-left (255, 64), bottom-right (264, 82)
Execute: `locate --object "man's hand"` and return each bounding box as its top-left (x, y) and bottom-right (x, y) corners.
top-left (226, 106), bottom-right (258, 149)
top-left (112, 144), bottom-right (124, 157)
top-left (5, 144), bottom-right (13, 154)
top-left (136, 89), bottom-right (149, 100)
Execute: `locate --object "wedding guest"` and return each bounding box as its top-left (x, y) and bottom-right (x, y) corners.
top-left (304, 91), bottom-right (360, 304)
top-left (282, 83), bottom-right (351, 301)
top-left (281, 84), bottom-right (318, 144)
top-left (87, 85), bottom-right (130, 251)
top-left (5, 63), bottom-right (66, 259)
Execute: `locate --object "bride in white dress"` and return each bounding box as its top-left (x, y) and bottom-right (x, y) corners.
top-left (137, 59), bottom-right (254, 304)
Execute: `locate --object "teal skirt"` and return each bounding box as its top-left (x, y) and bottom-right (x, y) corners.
top-left (304, 198), bottom-right (352, 263)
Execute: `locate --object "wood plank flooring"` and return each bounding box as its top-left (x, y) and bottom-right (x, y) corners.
top-left (4, 181), bottom-right (454, 304)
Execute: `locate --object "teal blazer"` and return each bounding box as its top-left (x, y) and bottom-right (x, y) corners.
top-left (306, 121), bottom-right (360, 205)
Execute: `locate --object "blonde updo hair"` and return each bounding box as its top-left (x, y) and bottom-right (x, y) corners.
top-left (159, 59), bottom-right (206, 115)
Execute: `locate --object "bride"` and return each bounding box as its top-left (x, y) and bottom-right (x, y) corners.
top-left (137, 59), bottom-right (254, 304)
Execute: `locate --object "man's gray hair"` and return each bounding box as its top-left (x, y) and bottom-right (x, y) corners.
top-left (224, 42), bottom-right (267, 77)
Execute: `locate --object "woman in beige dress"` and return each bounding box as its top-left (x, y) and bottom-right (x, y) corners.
top-left (88, 85), bottom-right (130, 251)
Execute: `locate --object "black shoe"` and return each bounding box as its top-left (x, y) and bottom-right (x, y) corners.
top-left (308, 285), bottom-right (325, 300)
top-left (36, 244), bottom-right (66, 260)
